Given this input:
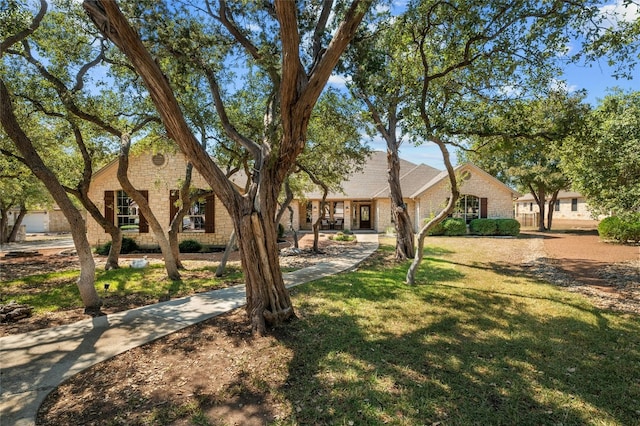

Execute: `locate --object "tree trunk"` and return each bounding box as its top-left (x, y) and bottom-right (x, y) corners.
top-left (7, 204), bottom-right (26, 242)
top-left (546, 189), bottom-right (560, 231)
top-left (287, 205), bottom-right (299, 249)
top-left (0, 206), bottom-right (9, 243)
top-left (387, 150), bottom-right (415, 260)
top-left (406, 139), bottom-right (458, 285)
top-left (215, 230), bottom-right (236, 277)
top-left (235, 211), bottom-right (294, 336)
top-left (0, 78), bottom-right (102, 311)
top-left (118, 135), bottom-right (181, 280)
top-left (533, 185), bottom-right (546, 232)
top-left (312, 192), bottom-right (329, 253)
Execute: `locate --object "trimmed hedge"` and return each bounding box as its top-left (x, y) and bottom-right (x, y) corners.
top-left (179, 239), bottom-right (202, 253)
top-left (469, 218), bottom-right (520, 236)
top-left (95, 237), bottom-right (139, 255)
top-left (496, 219), bottom-right (520, 236)
top-left (598, 215), bottom-right (640, 243)
top-left (470, 219), bottom-right (497, 235)
top-left (428, 218), bottom-right (467, 236)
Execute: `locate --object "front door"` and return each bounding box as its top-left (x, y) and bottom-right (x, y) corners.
top-left (360, 205), bottom-right (371, 229)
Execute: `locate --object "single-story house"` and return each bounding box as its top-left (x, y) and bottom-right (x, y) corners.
top-left (298, 151), bottom-right (520, 233)
top-left (86, 151), bottom-right (520, 248)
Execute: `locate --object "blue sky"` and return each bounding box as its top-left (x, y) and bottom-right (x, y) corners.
top-left (337, 0), bottom-right (640, 170)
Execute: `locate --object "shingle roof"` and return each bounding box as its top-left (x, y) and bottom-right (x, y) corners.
top-left (516, 190), bottom-right (583, 202)
top-left (305, 151), bottom-right (441, 200)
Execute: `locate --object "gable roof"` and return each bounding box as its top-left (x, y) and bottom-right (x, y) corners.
top-left (410, 163), bottom-right (521, 199)
top-left (304, 151), bottom-right (441, 200)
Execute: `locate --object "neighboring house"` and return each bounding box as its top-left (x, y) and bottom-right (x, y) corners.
top-left (514, 190), bottom-right (600, 226)
top-left (7, 205), bottom-right (71, 234)
top-left (86, 151), bottom-right (520, 248)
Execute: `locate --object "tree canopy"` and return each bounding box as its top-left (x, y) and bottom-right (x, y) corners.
top-left (560, 89), bottom-right (640, 218)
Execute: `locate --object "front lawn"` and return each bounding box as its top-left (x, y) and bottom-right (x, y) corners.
top-left (37, 237), bottom-right (640, 426)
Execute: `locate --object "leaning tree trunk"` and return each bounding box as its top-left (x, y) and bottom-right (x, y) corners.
top-left (0, 78), bottom-right (101, 311)
top-left (7, 204), bottom-right (27, 243)
top-left (406, 139), bottom-right (459, 285)
top-left (387, 150), bottom-right (415, 260)
top-left (118, 135), bottom-right (181, 280)
top-left (215, 230), bottom-right (236, 277)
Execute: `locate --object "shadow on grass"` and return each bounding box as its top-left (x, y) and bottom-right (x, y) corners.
top-left (275, 264), bottom-right (640, 425)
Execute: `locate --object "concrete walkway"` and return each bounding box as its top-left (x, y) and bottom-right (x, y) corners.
top-left (0, 233), bottom-right (378, 426)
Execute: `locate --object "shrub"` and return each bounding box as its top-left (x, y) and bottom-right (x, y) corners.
top-left (426, 219), bottom-right (445, 236)
top-left (331, 232), bottom-right (356, 242)
top-left (599, 215), bottom-right (640, 243)
top-left (94, 237), bottom-right (139, 255)
top-left (426, 218), bottom-right (466, 236)
top-left (470, 219), bottom-right (497, 236)
top-left (443, 218), bottom-right (467, 236)
top-left (179, 239), bottom-right (202, 253)
top-left (496, 219), bottom-right (521, 236)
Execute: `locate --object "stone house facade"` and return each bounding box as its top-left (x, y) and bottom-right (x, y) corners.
top-left (87, 151), bottom-right (519, 248)
top-left (87, 152), bottom-right (235, 248)
top-left (285, 152), bottom-right (518, 233)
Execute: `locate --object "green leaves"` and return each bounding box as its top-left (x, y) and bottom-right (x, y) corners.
top-left (561, 90), bottom-right (640, 217)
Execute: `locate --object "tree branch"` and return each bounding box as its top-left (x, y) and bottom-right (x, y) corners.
top-left (0, 0), bottom-right (47, 56)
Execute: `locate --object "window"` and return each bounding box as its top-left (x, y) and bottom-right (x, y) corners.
top-left (305, 202), bottom-right (312, 224)
top-left (105, 190), bottom-right (148, 233)
top-left (117, 190), bottom-right (140, 232)
top-left (555, 200), bottom-right (560, 211)
top-left (529, 202), bottom-right (533, 212)
top-left (450, 195), bottom-right (480, 223)
top-left (182, 199), bottom-right (206, 232)
top-left (333, 202), bottom-right (344, 220)
top-left (169, 190), bottom-right (215, 233)
top-left (571, 198), bottom-right (578, 212)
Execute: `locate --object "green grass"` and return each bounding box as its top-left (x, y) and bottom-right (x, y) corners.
top-left (271, 242), bottom-right (640, 426)
top-left (1, 264), bottom-right (244, 314)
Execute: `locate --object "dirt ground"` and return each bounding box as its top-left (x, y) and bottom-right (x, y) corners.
top-left (1, 231), bottom-right (638, 425)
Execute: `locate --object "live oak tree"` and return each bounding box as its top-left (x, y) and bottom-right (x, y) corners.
top-left (293, 88), bottom-right (370, 252)
top-left (1, 1), bottom-right (168, 272)
top-left (83, 0), bottom-right (372, 334)
top-left (0, 0), bottom-right (104, 312)
top-left (464, 91), bottom-right (590, 231)
top-left (560, 90), bottom-right (640, 218)
top-left (396, 0), bottom-right (609, 284)
top-left (345, 16), bottom-right (417, 261)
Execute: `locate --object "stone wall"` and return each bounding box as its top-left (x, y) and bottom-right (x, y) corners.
top-left (415, 167), bottom-right (515, 231)
top-left (87, 153), bottom-right (234, 248)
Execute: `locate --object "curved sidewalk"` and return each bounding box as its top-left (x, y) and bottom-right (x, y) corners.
top-left (0, 233), bottom-right (378, 426)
